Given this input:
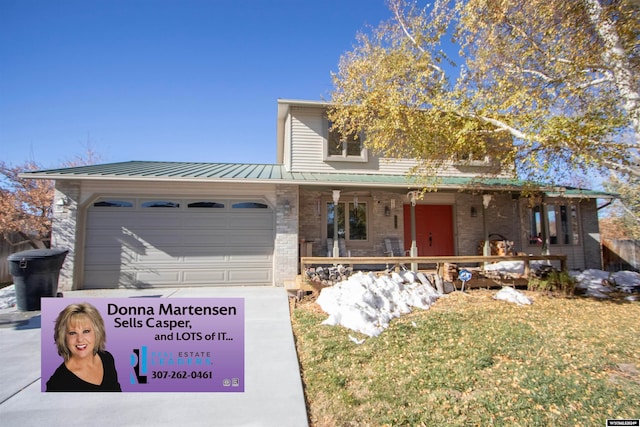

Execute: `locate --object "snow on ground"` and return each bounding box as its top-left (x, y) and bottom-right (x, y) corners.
top-left (0, 285), bottom-right (17, 310)
top-left (316, 264), bottom-right (640, 338)
top-left (316, 271), bottom-right (440, 337)
top-left (570, 269), bottom-right (640, 299)
top-left (494, 286), bottom-right (532, 305)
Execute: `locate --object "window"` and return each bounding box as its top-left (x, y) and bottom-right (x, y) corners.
top-left (142, 201), bottom-right (180, 208)
top-left (232, 202), bottom-right (268, 209)
top-left (188, 201), bottom-right (225, 208)
top-left (529, 203), bottom-right (579, 245)
top-left (326, 202), bottom-right (367, 241)
top-left (324, 120), bottom-right (367, 162)
top-left (93, 200), bottom-right (133, 208)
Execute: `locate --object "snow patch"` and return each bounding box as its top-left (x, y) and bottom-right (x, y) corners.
top-left (570, 269), bottom-right (640, 298)
top-left (0, 285), bottom-right (17, 310)
top-left (316, 271), bottom-right (441, 337)
top-left (494, 286), bottom-right (532, 305)
top-left (315, 267), bottom-right (640, 339)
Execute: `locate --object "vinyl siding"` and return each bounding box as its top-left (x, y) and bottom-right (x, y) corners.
top-left (287, 106), bottom-right (511, 177)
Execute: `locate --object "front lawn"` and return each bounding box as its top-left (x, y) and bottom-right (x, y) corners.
top-left (291, 290), bottom-right (640, 426)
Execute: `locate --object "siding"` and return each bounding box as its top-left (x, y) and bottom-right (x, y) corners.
top-left (287, 106), bottom-right (512, 178)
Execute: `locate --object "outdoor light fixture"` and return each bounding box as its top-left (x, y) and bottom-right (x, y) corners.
top-left (483, 194), bottom-right (493, 208)
top-left (55, 197), bottom-right (69, 206)
top-left (407, 191), bottom-right (418, 206)
top-left (384, 205), bottom-right (391, 216)
top-left (332, 190), bottom-right (341, 205)
top-left (470, 206), bottom-right (477, 217)
top-left (283, 200), bottom-right (291, 215)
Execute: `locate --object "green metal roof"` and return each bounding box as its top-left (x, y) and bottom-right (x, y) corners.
top-left (20, 161), bottom-right (615, 198)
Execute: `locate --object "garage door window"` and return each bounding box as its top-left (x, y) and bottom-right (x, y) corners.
top-left (93, 200), bottom-right (133, 208)
top-left (142, 201), bottom-right (180, 208)
top-left (188, 201), bottom-right (225, 208)
top-left (232, 202), bottom-right (269, 209)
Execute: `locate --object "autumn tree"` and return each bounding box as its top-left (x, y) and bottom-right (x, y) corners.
top-left (0, 144), bottom-right (103, 249)
top-left (329, 0), bottom-right (639, 184)
top-left (0, 161), bottom-right (53, 249)
top-left (601, 173), bottom-right (640, 239)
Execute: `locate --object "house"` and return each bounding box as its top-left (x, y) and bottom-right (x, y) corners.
top-left (22, 99), bottom-right (612, 291)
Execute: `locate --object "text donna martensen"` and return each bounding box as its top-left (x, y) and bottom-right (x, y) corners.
top-left (107, 303), bottom-right (237, 316)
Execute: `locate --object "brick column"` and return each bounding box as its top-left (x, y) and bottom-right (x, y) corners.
top-left (274, 185), bottom-right (299, 287)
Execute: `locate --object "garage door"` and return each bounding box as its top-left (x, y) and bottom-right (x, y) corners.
top-left (83, 198), bottom-right (274, 288)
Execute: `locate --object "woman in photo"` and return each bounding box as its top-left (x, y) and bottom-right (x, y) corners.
top-left (46, 302), bottom-right (122, 392)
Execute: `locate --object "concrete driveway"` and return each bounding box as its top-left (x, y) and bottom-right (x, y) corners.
top-left (0, 286), bottom-right (309, 427)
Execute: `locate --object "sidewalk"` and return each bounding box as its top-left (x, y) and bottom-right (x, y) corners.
top-left (0, 286), bottom-right (309, 427)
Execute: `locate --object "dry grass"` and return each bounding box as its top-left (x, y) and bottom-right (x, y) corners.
top-left (291, 290), bottom-right (640, 426)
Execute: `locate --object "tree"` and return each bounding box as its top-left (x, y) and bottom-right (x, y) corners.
top-left (601, 172), bottom-right (640, 239)
top-left (0, 161), bottom-right (53, 249)
top-left (0, 144), bottom-right (103, 249)
top-left (329, 0), bottom-right (639, 184)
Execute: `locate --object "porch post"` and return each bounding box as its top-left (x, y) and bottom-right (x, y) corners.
top-left (408, 191), bottom-right (418, 271)
top-left (540, 196), bottom-right (550, 255)
top-left (482, 194), bottom-right (493, 257)
top-left (332, 190), bottom-right (341, 257)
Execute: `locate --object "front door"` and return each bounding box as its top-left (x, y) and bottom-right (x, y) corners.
top-left (403, 204), bottom-right (454, 256)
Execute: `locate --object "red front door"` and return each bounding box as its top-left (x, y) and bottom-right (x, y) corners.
top-left (403, 204), bottom-right (454, 256)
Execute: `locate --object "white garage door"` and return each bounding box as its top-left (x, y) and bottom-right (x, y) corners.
top-left (83, 198), bottom-right (274, 288)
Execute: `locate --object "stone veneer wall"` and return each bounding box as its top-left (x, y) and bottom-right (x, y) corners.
top-left (51, 180), bottom-right (81, 291)
top-left (275, 184), bottom-right (299, 286)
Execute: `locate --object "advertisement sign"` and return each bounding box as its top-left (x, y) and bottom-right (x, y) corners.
top-left (41, 298), bottom-right (244, 392)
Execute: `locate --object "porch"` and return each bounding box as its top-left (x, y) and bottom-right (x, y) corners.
top-left (298, 254), bottom-right (568, 290)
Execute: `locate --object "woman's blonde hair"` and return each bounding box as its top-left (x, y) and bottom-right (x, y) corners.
top-left (53, 302), bottom-right (106, 360)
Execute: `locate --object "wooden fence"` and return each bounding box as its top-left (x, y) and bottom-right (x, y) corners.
top-left (0, 237), bottom-right (40, 284)
top-left (603, 239), bottom-right (640, 272)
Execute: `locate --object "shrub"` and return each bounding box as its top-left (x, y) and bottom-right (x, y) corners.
top-left (528, 270), bottom-right (576, 296)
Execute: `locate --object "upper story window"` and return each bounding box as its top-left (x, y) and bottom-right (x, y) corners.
top-left (324, 119), bottom-right (368, 162)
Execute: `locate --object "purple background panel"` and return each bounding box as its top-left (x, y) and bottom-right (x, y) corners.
top-left (41, 298), bottom-right (245, 392)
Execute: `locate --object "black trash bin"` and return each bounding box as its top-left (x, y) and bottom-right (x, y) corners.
top-left (8, 249), bottom-right (68, 311)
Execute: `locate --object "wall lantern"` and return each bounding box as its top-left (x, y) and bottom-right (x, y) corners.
top-left (483, 194), bottom-right (493, 208)
top-left (384, 205), bottom-right (391, 216)
top-left (283, 200), bottom-right (291, 215)
top-left (332, 190), bottom-right (341, 205)
top-left (407, 191), bottom-right (419, 206)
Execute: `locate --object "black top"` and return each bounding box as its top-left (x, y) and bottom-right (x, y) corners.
top-left (46, 351), bottom-right (122, 392)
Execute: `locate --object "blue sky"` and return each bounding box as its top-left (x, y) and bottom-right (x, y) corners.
top-left (1, 0), bottom-right (392, 167)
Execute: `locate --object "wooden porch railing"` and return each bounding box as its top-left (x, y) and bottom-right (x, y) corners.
top-left (301, 255), bottom-right (567, 277)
